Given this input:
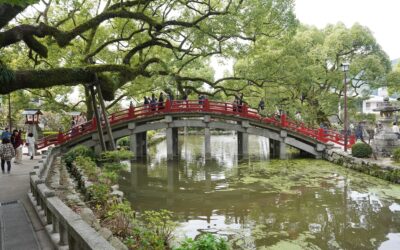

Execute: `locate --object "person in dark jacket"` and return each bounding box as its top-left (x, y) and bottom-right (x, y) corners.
top-left (0, 138), bottom-right (15, 173)
top-left (158, 92), bottom-right (164, 109)
top-left (10, 129), bottom-right (22, 164)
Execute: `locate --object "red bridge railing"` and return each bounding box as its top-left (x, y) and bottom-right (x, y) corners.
top-left (36, 99), bottom-right (355, 149)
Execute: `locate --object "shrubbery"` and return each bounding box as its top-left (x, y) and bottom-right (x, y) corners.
top-left (351, 143), bottom-right (372, 158)
top-left (63, 145), bottom-right (95, 166)
top-left (393, 148), bottom-right (400, 162)
top-left (100, 150), bottom-right (133, 162)
top-left (176, 234), bottom-right (229, 250)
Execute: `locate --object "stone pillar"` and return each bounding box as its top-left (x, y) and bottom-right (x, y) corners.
top-left (204, 127), bottom-right (211, 158)
top-left (269, 139), bottom-right (280, 158)
top-left (237, 131), bottom-right (249, 159)
top-left (92, 134), bottom-right (102, 155)
top-left (167, 127), bottom-right (179, 160)
top-left (279, 141), bottom-right (287, 160)
top-left (130, 132), bottom-right (147, 158)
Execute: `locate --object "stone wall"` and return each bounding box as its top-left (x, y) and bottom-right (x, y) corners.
top-left (324, 147), bottom-right (400, 183)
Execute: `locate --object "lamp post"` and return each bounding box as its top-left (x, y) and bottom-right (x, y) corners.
top-left (341, 62), bottom-right (349, 152)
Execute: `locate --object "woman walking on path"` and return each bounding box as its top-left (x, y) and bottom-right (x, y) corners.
top-left (10, 129), bottom-right (22, 164)
top-left (0, 138), bottom-right (16, 174)
top-left (26, 132), bottom-right (36, 160)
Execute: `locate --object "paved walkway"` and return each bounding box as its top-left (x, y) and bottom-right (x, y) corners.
top-left (0, 151), bottom-right (54, 250)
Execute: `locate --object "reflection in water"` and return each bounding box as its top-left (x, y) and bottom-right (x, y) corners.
top-left (119, 135), bottom-right (400, 249)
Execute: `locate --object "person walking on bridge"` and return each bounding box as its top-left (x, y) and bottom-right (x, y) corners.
top-left (0, 138), bottom-right (15, 174)
top-left (158, 92), bottom-right (165, 109)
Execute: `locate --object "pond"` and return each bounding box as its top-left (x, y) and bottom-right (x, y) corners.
top-left (119, 134), bottom-right (400, 249)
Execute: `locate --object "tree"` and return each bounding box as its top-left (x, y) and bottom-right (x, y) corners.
top-left (234, 23), bottom-right (391, 124)
top-left (0, 0), bottom-right (297, 105)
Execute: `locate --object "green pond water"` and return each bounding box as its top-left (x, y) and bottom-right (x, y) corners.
top-left (119, 134), bottom-right (400, 249)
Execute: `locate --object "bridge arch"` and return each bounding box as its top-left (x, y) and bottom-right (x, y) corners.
top-left (38, 100), bottom-right (353, 159)
top-left (58, 114), bottom-right (323, 159)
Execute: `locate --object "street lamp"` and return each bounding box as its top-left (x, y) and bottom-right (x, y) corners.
top-left (341, 62), bottom-right (350, 152)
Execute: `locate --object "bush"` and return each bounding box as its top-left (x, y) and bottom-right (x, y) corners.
top-left (86, 183), bottom-right (110, 208)
top-left (104, 201), bottom-right (136, 238)
top-left (75, 156), bottom-right (99, 181)
top-left (117, 137), bottom-right (129, 149)
top-left (351, 143), bottom-right (372, 158)
top-left (176, 234), bottom-right (229, 250)
top-left (63, 145), bottom-right (94, 166)
top-left (101, 150), bottom-right (133, 162)
top-left (43, 131), bottom-right (59, 136)
top-left (393, 148), bottom-right (400, 162)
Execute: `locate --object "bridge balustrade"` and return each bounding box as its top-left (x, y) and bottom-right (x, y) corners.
top-left (37, 100), bottom-right (355, 149)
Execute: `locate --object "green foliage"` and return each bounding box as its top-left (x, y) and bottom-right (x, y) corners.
top-left (75, 156), bottom-right (98, 181)
top-left (0, 62), bottom-right (15, 85)
top-left (141, 210), bottom-right (177, 243)
top-left (103, 162), bottom-right (128, 172)
top-left (42, 131), bottom-right (59, 136)
top-left (1, 0), bottom-right (38, 6)
top-left (351, 143), bottom-right (373, 158)
top-left (104, 201), bottom-right (136, 238)
top-left (392, 148), bottom-right (400, 162)
top-left (63, 145), bottom-right (94, 166)
top-left (99, 170), bottom-right (119, 185)
top-left (117, 137), bottom-right (129, 149)
top-left (176, 234), bottom-right (229, 250)
top-left (101, 150), bottom-right (133, 162)
top-left (86, 183), bottom-right (110, 208)
top-left (235, 23), bottom-right (391, 125)
top-left (353, 113), bottom-right (376, 124)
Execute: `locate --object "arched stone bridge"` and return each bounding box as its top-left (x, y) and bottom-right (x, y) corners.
top-left (37, 100), bottom-right (355, 159)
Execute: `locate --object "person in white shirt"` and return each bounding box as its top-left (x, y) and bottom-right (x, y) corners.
top-left (26, 132), bottom-right (36, 160)
top-left (393, 122), bottom-right (400, 138)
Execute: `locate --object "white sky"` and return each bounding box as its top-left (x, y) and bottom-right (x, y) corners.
top-left (295, 0), bottom-right (400, 60)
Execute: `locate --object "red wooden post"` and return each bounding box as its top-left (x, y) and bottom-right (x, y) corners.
top-left (57, 131), bottom-right (64, 144)
top-left (318, 128), bottom-right (324, 141)
top-left (204, 99), bottom-right (210, 111)
top-left (128, 104), bottom-right (135, 118)
top-left (91, 117), bottom-right (97, 130)
top-left (280, 114), bottom-right (287, 127)
top-left (242, 104), bottom-right (248, 115)
top-left (165, 99), bottom-right (171, 111)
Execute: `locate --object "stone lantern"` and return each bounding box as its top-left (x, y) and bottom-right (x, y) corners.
top-left (373, 97), bottom-right (400, 157)
top-left (22, 109), bottom-right (42, 141)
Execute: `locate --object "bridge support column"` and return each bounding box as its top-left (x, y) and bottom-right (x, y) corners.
top-left (269, 139), bottom-right (280, 158)
top-left (130, 132), bottom-right (147, 159)
top-left (237, 131), bottom-right (249, 159)
top-left (238, 121), bottom-right (249, 159)
top-left (167, 127), bottom-right (179, 160)
top-left (279, 141), bottom-right (287, 160)
top-left (204, 127), bottom-right (211, 158)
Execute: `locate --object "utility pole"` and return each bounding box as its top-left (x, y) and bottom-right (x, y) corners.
top-left (8, 93), bottom-right (11, 130)
top-left (341, 62), bottom-right (350, 152)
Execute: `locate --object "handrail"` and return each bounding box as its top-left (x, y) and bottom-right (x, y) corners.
top-left (37, 99), bottom-right (355, 149)
top-left (28, 148), bottom-right (114, 249)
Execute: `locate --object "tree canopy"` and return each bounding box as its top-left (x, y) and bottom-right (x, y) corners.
top-left (234, 23), bottom-right (391, 124)
top-left (0, 0), bottom-right (297, 101)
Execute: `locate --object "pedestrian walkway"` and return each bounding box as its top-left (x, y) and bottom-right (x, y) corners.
top-left (0, 150), bottom-right (54, 250)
